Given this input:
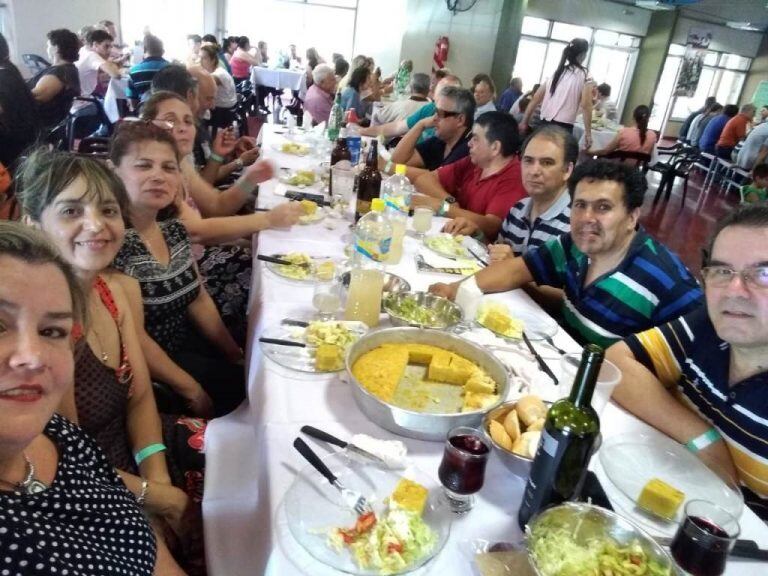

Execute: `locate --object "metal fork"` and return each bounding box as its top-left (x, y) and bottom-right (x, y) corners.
top-left (293, 438), bottom-right (373, 516)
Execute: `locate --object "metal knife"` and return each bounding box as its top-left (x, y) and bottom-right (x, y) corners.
top-left (466, 246), bottom-right (489, 267)
top-left (258, 337), bottom-right (306, 348)
top-left (521, 331), bottom-right (559, 385)
top-left (656, 536), bottom-right (768, 561)
top-left (301, 425), bottom-right (388, 467)
top-left (257, 254), bottom-right (311, 267)
top-left (281, 318), bottom-right (310, 328)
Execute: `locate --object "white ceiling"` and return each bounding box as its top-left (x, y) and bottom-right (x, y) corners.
top-left (610, 0), bottom-right (768, 30)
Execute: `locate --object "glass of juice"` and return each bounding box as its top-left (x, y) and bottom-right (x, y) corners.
top-left (437, 426), bottom-right (490, 513)
top-left (312, 278), bottom-right (342, 320)
top-left (670, 499), bottom-right (740, 576)
top-left (412, 207), bottom-right (434, 239)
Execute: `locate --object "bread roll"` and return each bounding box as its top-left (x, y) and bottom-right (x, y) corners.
top-left (512, 431), bottom-right (542, 459)
top-left (502, 408), bottom-right (521, 442)
top-left (516, 395), bottom-right (546, 427)
top-left (527, 417), bottom-right (546, 432)
top-left (489, 420), bottom-right (513, 450)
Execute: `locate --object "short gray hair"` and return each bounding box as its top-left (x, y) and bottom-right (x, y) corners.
top-left (740, 103), bottom-right (757, 116)
top-left (312, 64), bottom-right (334, 85)
top-left (410, 73), bottom-right (430, 96)
top-left (439, 86), bottom-right (475, 129)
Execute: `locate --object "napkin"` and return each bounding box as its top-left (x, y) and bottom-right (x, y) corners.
top-left (349, 434), bottom-right (408, 469)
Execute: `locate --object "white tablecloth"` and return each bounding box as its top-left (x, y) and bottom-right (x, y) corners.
top-left (573, 122), bottom-right (619, 150)
top-left (202, 125), bottom-right (768, 576)
top-left (104, 76), bottom-right (129, 123)
top-left (250, 67), bottom-right (304, 91)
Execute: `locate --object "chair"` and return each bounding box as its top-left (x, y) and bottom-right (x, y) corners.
top-left (724, 165), bottom-right (751, 197)
top-left (600, 150), bottom-right (651, 170)
top-left (66, 97), bottom-right (113, 152)
top-left (76, 137), bottom-right (110, 157)
top-left (651, 149), bottom-right (700, 206)
top-left (21, 53), bottom-right (50, 76)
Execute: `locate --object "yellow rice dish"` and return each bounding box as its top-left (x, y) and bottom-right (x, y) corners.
top-left (351, 343), bottom-right (499, 413)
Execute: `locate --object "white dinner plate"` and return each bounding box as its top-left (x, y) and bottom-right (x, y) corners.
top-left (599, 432), bottom-right (743, 537)
top-left (264, 254), bottom-right (340, 284)
top-left (259, 320), bottom-right (367, 374)
top-left (423, 233), bottom-right (488, 263)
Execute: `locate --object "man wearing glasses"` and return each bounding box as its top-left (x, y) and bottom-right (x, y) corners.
top-left (608, 204), bottom-right (768, 521)
top-left (388, 86), bottom-right (474, 171)
top-left (410, 111), bottom-right (526, 240)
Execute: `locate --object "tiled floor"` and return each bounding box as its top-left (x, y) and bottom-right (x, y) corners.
top-left (639, 167), bottom-right (740, 276)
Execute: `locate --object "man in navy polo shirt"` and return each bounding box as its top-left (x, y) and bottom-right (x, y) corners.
top-left (389, 86), bottom-right (474, 171)
top-left (429, 160), bottom-right (702, 347)
top-left (608, 204), bottom-right (768, 520)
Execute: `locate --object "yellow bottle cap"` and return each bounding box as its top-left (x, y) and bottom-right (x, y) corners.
top-left (395, 164), bottom-right (407, 175)
top-left (371, 198), bottom-right (386, 212)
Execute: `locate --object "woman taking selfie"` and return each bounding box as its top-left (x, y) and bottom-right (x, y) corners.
top-left (0, 222), bottom-right (184, 575)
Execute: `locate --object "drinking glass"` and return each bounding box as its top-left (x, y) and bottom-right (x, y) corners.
top-left (670, 500), bottom-right (740, 576)
top-left (559, 354), bottom-right (621, 416)
top-left (331, 165), bottom-right (356, 221)
top-left (412, 207), bottom-right (434, 239)
top-left (312, 278), bottom-right (342, 320)
top-left (437, 425), bottom-right (490, 513)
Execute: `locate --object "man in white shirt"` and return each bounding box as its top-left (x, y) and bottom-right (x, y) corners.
top-left (737, 121), bottom-right (768, 171)
top-left (473, 74), bottom-right (497, 119)
top-left (75, 29), bottom-right (121, 97)
top-left (372, 73), bottom-right (430, 125)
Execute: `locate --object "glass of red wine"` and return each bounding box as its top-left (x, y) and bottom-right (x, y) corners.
top-left (670, 499), bottom-right (740, 576)
top-left (437, 426), bottom-right (491, 513)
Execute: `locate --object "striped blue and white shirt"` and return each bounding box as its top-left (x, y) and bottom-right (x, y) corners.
top-left (498, 191), bottom-right (571, 256)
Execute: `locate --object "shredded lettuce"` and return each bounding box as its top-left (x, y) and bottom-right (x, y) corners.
top-left (326, 507), bottom-right (437, 575)
top-left (530, 525), bottom-right (671, 576)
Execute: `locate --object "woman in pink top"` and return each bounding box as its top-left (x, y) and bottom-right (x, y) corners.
top-left (229, 36), bottom-right (260, 82)
top-left (589, 105), bottom-right (657, 166)
top-left (520, 38), bottom-right (594, 148)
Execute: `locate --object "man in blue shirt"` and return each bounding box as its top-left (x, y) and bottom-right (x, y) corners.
top-left (126, 34), bottom-right (169, 107)
top-left (497, 76), bottom-right (523, 113)
top-left (699, 104), bottom-right (738, 154)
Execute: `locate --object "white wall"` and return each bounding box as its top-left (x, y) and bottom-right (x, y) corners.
top-left (8, 0), bottom-right (119, 71)
top-left (526, 0), bottom-right (651, 36)
top-left (672, 17), bottom-right (763, 58)
top-left (400, 0), bottom-right (504, 85)
top-left (353, 0), bottom-right (408, 76)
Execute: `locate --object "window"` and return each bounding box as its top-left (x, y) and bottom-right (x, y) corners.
top-left (120, 0), bottom-right (204, 62)
top-left (649, 44), bottom-right (751, 131)
top-left (512, 17), bottom-right (639, 118)
top-left (226, 0), bottom-right (357, 63)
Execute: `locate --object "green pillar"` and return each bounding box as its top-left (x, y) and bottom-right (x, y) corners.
top-left (491, 0), bottom-right (528, 100)
top-left (621, 10), bottom-right (677, 126)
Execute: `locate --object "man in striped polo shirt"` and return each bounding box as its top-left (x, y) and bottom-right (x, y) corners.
top-left (444, 125), bottom-right (576, 259)
top-left (608, 204), bottom-right (768, 519)
top-left (126, 34), bottom-right (169, 107)
top-left (429, 160), bottom-right (702, 347)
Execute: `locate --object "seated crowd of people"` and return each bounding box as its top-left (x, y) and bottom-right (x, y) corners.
top-left (0, 20), bottom-right (767, 576)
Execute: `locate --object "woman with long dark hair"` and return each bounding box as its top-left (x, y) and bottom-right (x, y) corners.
top-left (589, 104), bottom-right (657, 166)
top-left (0, 32), bottom-right (40, 172)
top-left (520, 38), bottom-right (593, 146)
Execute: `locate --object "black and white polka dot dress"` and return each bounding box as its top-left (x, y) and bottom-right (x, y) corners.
top-left (0, 414), bottom-right (156, 575)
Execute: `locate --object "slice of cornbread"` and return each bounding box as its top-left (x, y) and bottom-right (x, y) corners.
top-left (448, 355), bottom-right (477, 385)
top-left (315, 344), bottom-right (341, 372)
top-left (462, 391), bottom-right (499, 412)
top-left (300, 199), bottom-right (318, 215)
top-left (464, 369), bottom-right (496, 394)
top-left (637, 478), bottom-right (685, 520)
top-left (352, 346), bottom-right (409, 402)
top-left (483, 309), bottom-right (512, 335)
top-left (403, 343), bottom-right (442, 365)
top-left (427, 351), bottom-right (453, 382)
top-left (391, 478), bottom-right (429, 515)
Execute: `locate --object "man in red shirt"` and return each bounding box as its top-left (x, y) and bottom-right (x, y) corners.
top-left (410, 111), bottom-right (526, 240)
top-left (716, 103), bottom-right (755, 160)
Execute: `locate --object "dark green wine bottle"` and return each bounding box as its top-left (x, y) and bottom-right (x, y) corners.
top-left (517, 344), bottom-right (604, 529)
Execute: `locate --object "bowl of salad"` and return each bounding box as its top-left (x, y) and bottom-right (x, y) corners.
top-left (284, 451), bottom-right (452, 575)
top-left (526, 502), bottom-right (674, 576)
top-left (383, 291), bottom-right (463, 330)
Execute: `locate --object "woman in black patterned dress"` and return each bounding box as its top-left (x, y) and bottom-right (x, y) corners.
top-left (0, 222), bottom-right (184, 575)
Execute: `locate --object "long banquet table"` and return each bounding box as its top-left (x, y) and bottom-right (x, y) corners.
top-left (202, 125), bottom-right (768, 576)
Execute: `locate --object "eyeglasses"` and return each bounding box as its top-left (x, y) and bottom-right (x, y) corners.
top-left (435, 108), bottom-right (460, 119)
top-left (701, 265), bottom-right (768, 289)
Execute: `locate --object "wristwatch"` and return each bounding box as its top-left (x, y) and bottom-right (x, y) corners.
top-left (438, 196), bottom-right (456, 216)
top-left (234, 158), bottom-right (244, 170)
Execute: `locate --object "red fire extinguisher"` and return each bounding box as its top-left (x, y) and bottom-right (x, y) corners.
top-left (432, 36), bottom-right (449, 72)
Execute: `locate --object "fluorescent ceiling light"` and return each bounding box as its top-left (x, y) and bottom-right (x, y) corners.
top-left (634, 1), bottom-right (676, 11)
top-left (725, 21), bottom-right (763, 31)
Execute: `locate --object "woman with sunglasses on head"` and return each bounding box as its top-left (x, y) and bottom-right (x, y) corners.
top-left (0, 221), bottom-right (185, 575)
top-left (140, 91), bottom-right (302, 345)
top-left (17, 150), bottom-right (207, 574)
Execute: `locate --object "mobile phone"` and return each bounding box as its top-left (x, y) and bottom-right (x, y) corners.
top-left (285, 190), bottom-right (326, 205)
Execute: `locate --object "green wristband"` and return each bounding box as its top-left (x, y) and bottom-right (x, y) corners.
top-left (209, 152), bottom-right (225, 163)
top-left (685, 428), bottom-right (722, 453)
top-left (134, 443), bottom-right (167, 466)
